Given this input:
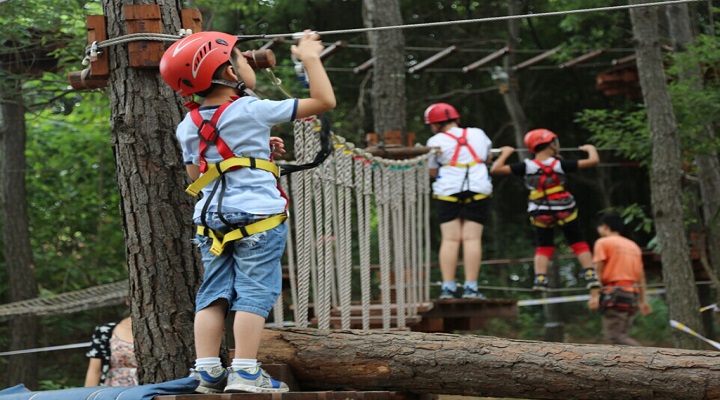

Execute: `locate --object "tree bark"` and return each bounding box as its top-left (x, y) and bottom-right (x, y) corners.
top-left (258, 328), bottom-right (720, 400)
top-left (628, 0), bottom-right (704, 349)
top-left (666, 0), bottom-right (720, 290)
top-left (362, 0), bottom-right (406, 141)
top-left (0, 77), bottom-right (39, 389)
top-left (101, 1), bottom-right (203, 382)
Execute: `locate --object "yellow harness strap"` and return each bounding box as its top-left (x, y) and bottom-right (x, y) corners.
top-left (433, 193), bottom-right (490, 204)
top-left (528, 185), bottom-right (566, 201)
top-left (529, 209), bottom-right (578, 228)
top-left (186, 157), bottom-right (280, 196)
top-left (441, 160), bottom-right (480, 168)
top-left (197, 213), bottom-right (288, 256)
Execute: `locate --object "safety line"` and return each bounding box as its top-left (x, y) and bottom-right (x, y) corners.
top-left (0, 342), bottom-right (91, 357)
top-left (290, 0), bottom-right (705, 40)
top-left (88, 0), bottom-right (704, 47)
top-left (517, 288), bottom-right (666, 307)
top-left (670, 319), bottom-right (720, 350)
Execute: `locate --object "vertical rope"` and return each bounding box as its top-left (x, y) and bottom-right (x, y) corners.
top-left (405, 167), bottom-right (418, 316)
top-left (422, 161), bottom-right (432, 302)
top-left (390, 167), bottom-right (407, 329)
top-left (356, 158), bottom-right (373, 330)
top-left (375, 165), bottom-right (393, 329)
top-left (312, 166), bottom-right (328, 329)
top-left (336, 150), bottom-right (354, 329)
top-left (292, 120), bottom-right (310, 327)
top-left (280, 175), bottom-right (297, 323)
top-left (316, 150), bottom-right (336, 330)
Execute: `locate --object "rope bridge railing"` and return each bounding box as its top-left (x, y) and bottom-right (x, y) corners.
top-left (272, 118), bottom-right (436, 330)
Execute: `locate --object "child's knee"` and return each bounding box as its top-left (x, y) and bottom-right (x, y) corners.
top-left (535, 246), bottom-right (555, 259)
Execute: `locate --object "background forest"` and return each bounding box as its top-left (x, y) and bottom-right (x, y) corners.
top-left (1, 0), bottom-right (719, 390)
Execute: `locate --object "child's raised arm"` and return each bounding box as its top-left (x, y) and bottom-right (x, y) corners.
top-left (293, 31), bottom-right (336, 119)
top-left (577, 144), bottom-right (600, 169)
top-left (490, 146), bottom-right (515, 176)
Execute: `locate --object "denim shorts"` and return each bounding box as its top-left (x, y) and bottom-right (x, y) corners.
top-left (193, 212), bottom-right (287, 318)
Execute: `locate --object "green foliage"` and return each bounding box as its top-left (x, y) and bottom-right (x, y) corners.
top-left (25, 88), bottom-right (125, 292)
top-left (668, 33), bottom-right (720, 156)
top-left (631, 297), bottom-right (669, 344)
top-left (574, 107), bottom-right (651, 165)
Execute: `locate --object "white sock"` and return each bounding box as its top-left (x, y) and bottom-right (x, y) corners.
top-left (231, 358), bottom-right (258, 371)
top-left (195, 357), bottom-right (222, 371)
top-left (442, 281), bottom-right (457, 291)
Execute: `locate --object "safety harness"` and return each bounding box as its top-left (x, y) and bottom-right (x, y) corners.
top-left (440, 129), bottom-right (483, 168)
top-left (527, 158), bottom-right (576, 228)
top-left (601, 284), bottom-right (638, 314)
top-left (433, 129), bottom-right (489, 203)
top-left (184, 99), bottom-right (332, 256)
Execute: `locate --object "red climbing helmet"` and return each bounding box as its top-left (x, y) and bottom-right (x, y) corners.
top-left (423, 103), bottom-right (460, 124)
top-left (524, 129), bottom-right (558, 153)
top-left (159, 31), bottom-right (239, 96)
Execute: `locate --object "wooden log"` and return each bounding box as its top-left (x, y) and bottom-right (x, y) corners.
top-left (258, 328), bottom-right (720, 400)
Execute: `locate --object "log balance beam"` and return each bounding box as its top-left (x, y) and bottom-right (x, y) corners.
top-left (249, 328), bottom-right (720, 400)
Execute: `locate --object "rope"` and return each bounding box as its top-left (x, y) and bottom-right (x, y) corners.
top-left (338, 150), bottom-right (354, 329)
top-left (292, 120), bottom-right (312, 328)
top-left (374, 166), bottom-right (393, 330)
top-left (406, 167), bottom-right (420, 314)
top-left (390, 167), bottom-right (407, 329)
top-left (86, 0), bottom-right (703, 48)
top-left (356, 158), bottom-right (373, 330)
top-left (422, 162), bottom-right (432, 302)
top-left (280, 175), bottom-right (299, 323)
top-left (0, 281), bottom-right (128, 322)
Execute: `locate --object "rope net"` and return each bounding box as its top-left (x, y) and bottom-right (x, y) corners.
top-left (272, 118), bottom-right (435, 330)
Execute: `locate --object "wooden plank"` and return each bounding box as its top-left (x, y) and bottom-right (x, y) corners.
top-left (124, 4), bottom-right (164, 68)
top-left (181, 8), bottom-right (203, 33)
top-left (155, 391), bottom-right (426, 400)
top-left (86, 15), bottom-right (109, 76)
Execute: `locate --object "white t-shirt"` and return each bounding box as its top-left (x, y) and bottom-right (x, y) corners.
top-left (176, 96), bottom-right (298, 218)
top-left (426, 127), bottom-right (493, 196)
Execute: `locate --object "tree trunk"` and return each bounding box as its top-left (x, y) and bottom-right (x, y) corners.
top-left (362, 0), bottom-right (406, 141)
top-left (101, 1), bottom-right (203, 382)
top-left (0, 78), bottom-right (39, 389)
top-left (501, 0), bottom-right (529, 157)
top-left (666, 0), bottom-right (720, 287)
top-left (258, 328), bottom-right (720, 400)
top-left (628, 0), bottom-right (704, 349)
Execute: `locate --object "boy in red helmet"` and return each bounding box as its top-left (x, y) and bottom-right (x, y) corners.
top-left (490, 129), bottom-right (600, 291)
top-left (159, 31), bottom-right (335, 393)
top-left (424, 103), bottom-right (493, 300)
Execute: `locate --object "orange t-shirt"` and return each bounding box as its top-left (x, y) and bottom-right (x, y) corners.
top-left (592, 235), bottom-right (643, 293)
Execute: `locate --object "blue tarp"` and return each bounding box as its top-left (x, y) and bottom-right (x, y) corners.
top-left (0, 377), bottom-right (198, 400)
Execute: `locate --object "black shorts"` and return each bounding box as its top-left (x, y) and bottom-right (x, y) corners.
top-left (435, 191), bottom-right (491, 225)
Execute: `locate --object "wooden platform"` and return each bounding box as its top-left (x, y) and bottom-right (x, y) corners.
top-left (155, 391), bottom-right (433, 400)
top-left (414, 298), bottom-right (518, 332)
top-left (303, 298), bottom-right (518, 333)
top-left (155, 364), bottom-right (436, 400)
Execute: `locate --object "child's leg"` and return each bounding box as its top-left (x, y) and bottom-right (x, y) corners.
top-left (232, 311), bottom-right (266, 360)
top-left (225, 223), bottom-right (289, 393)
top-left (532, 225), bottom-right (555, 275)
top-left (195, 300), bottom-right (229, 358)
top-left (560, 219), bottom-right (599, 287)
top-left (461, 220), bottom-right (484, 282)
top-left (439, 219), bottom-right (462, 284)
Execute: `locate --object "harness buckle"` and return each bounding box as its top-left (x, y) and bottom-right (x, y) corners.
top-left (198, 120), bottom-right (220, 145)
